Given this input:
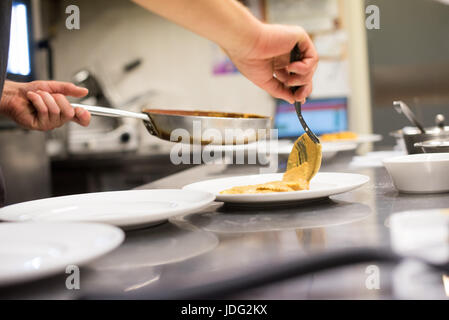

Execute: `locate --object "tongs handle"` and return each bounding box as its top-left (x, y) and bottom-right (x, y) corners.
top-left (393, 101), bottom-right (426, 134)
top-left (71, 103), bottom-right (150, 121)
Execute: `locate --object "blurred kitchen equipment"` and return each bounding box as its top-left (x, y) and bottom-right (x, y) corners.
top-left (71, 104), bottom-right (272, 145)
top-left (67, 69), bottom-right (138, 155)
top-left (383, 153), bottom-right (449, 193)
top-left (401, 125), bottom-right (449, 154)
top-left (73, 69), bottom-right (114, 107)
top-left (391, 104), bottom-right (449, 154)
top-left (414, 140), bottom-right (449, 153)
top-left (393, 101), bottom-right (426, 134)
top-left (435, 114), bottom-right (446, 129)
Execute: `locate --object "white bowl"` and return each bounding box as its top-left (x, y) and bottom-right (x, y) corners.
top-left (383, 153), bottom-right (449, 193)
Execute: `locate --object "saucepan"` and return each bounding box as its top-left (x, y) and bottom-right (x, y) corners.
top-left (414, 140), bottom-right (449, 153)
top-left (392, 101), bottom-right (449, 154)
top-left (395, 125), bottom-right (449, 154)
top-left (71, 104), bottom-right (272, 145)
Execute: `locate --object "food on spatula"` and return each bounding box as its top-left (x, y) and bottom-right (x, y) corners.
top-left (320, 131), bottom-right (358, 142)
top-left (220, 134), bottom-right (322, 195)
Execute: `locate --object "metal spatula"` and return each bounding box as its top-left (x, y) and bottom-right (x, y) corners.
top-left (289, 44), bottom-right (321, 167)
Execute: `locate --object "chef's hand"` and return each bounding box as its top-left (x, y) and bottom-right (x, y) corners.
top-left (224, 24), bottom-right (318, 104)
top-left (0, 80), bottom-right (91, 131)
top-left (132, 0), bottom-right (317, 104)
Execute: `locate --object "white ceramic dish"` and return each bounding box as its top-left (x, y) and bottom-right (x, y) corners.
top-left (0, 222), bottom-right (124, 286)
top-left (0, 189), bottom-right (216, 229)
top-left (183, 172), bottom-right (369, 204)
top-left (383, 153), bottom-right (449, 194)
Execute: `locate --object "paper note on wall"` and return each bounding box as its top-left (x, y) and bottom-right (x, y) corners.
top-left (266, 0), bottom-right (350, 99)
top-left (266, 0), bottom-right (339, 32)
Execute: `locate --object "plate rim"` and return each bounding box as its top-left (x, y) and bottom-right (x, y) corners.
top-left (0, 189), bottom-right (216, 227)
top-left (183, 172), bottom-right (370, 203)
top-left (0, 222), bottom-right (124, 286)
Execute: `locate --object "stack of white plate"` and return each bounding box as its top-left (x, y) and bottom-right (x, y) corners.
top-left (0, 189), bottom-right (216, 286)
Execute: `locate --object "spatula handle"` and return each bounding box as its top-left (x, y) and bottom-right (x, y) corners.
top-left (289, 44), bottom-right (303, 95)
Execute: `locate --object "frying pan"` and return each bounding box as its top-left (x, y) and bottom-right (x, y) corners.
top-left (71, 104), bottom-right (272, 145)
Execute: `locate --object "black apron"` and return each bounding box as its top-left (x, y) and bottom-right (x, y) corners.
top-left (0, 0), bottom-right (12, 207)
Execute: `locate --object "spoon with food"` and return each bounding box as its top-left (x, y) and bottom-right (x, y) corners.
top-left (221, 45), bottom-right (322, 195)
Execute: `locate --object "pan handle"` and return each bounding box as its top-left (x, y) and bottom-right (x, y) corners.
top-left (71, 103), bottom-right (150, 121)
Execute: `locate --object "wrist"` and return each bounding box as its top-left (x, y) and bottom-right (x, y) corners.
top-left (0, 81), bottom-right (19, 114)
top-left (218, 3), bottom-right (264, 58)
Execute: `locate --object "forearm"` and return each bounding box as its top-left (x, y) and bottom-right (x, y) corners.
top-left (132, 0), bottom-right (262, 53)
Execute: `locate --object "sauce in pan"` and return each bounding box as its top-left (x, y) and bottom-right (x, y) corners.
top-left (143, 109), bottom-right (268, 119)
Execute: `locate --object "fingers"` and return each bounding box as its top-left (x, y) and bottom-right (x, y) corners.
top-left (293, 83), bottom-right (313, 102)
top-left (273, 69), bottom-right (289, 83)
top-left (38, 91), bottom-right (61, 128)
top-left (73, 107), bottom-right (91, 127)
top-left (46, 81), bottom-right (89, 98)
top-left (52, 93), bottom-right (75, 122)
top-left (286, 31), bottom-right (318, 102)
top-left (287, 60), bottom-right (317, 75)
top-left (26, 90), bottom-right (90, 130)
top-left (26, 91), bottom-right (50, 130)
top-left (285, 73), bottom-right (314, 87)
top-left (262, 77), bottom-right (295, 104)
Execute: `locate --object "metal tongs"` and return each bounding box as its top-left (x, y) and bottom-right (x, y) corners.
top-left (290, 44), bottom-right (320, 145)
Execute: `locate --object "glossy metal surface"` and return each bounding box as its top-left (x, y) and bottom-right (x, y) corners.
top-left (72, 104), bottom-right (272, 145)
top-left (401, 126), bottom-right (449, 154)
top-left (414, 140), bottom-right (449, 153)
top-left (1, 150), bottom-right (449, 299)
top-left (143, 109), bottom-right (272, 145)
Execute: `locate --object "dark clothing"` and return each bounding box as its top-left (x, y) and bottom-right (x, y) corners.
top-left (0, 0), bottom-right (12, 207)
top-left (0, 0), bottom-right (11, 98)
top-left (0, 166), bottom-right (5, 207)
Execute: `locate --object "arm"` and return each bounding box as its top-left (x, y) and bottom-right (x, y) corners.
top-left (0, 80), bottom-right (91, 131)
top-left (132, 0), bottom-right (318, 103)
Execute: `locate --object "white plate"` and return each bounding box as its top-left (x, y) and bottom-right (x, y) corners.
top-left (0, 190), bottom-right (216, 229)
top-left (183, 172), bottom-right (369, 203)
top-left (0, 222), bottom-right (124, 286)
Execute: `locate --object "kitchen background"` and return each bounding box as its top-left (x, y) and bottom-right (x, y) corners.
top-left (0, 0), bottom-right (448, 205)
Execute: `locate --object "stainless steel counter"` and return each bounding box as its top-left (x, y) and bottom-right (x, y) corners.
top-left (2, 150), bottom-right (449, 299)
